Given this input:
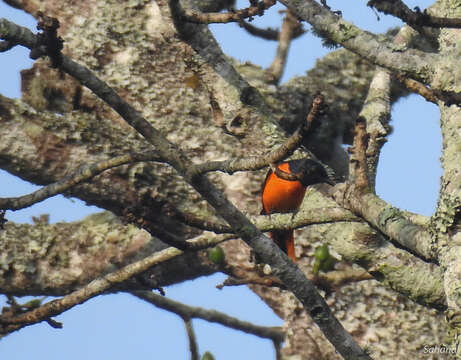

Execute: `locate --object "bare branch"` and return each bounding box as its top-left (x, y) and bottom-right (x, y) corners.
top-left (266, 10), bottom-right (299, 84)
top-left (171, 0), bottom-right (276, 24)
top-left (255, 206), bottom-right (360, 232)
top-left (184, 318), bottom-right (199, 360)
top-left (133, 291), bottom-right (285, 343)
top-left (0, 152), bottom-right (164, 211)
top-left (396, 74), bottom-right (438, 104)
top-left (273, 338), bottom-right (283, 360)
top-left (368, 0), bottom-right (461, 29)
top-left (191, 93), bottom-right (325, 176)
top-left (239, 20), bottom-right (306, 41)
top-left (122, 209), bottom-right (235, 251)
top-left (315, 268), bottom-right (373, 289)
top-left (396, 73), bottom-right (461, 106)
top-left (0, 235), bottom-right (227, 335)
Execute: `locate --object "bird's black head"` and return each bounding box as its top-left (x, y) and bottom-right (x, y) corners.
top-left (288, 159), bottom-right (334, 187)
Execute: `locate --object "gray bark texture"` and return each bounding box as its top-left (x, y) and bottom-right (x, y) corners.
top-left (0, 0), bottom-right (460, 359)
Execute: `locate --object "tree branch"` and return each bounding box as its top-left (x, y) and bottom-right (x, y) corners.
top-left (266, 9), bottom-right (298, 84)
top-left (279, 0), bottom-right (437, 83)
top-left (239, 20), bottom-right (305, 41)
top-left (333, 184), bottom-right (438, 262)
top-left (184, 318), bottom-right (199, 360)
top-left (0, 39), bottom-right (17, 52)
top-left (0, 234), bottom-right (227, 335)
top-left (191, 93), bottom-right (325, 176)
top-left (356, 69), bottom-right (391, 190)
top-left (132, 291), bottom-right (285, 342)
top-left (368, 0), bottom-right (461, 29)
top-left (348, 117), bottom-right (370, 190)
top-left (171, 0), bottom-right (276, 24)
top-left (396, 74), bottom-right (438, 104)
top-left (0, 152), bottom-right (164, 211)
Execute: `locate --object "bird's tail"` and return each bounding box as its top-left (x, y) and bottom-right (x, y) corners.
top-left (270, 230), bottom-right (296, 262)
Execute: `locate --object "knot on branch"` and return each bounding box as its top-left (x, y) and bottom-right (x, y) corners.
top-left (29, 12), bottom-right (64, 68)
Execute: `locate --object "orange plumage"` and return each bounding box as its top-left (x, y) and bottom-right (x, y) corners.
top-left (261, 159), bottom-right (332, 262)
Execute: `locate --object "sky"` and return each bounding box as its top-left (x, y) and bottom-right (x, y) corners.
top-left (0, 1), bottom-right (440, 359)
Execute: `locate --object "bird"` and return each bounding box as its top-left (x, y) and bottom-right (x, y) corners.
top-left (261, 158), bottom-right (333, 262)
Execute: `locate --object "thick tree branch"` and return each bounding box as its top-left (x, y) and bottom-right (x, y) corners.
top-left (133, 291), bottom-right (285, 342)
top-left (333, 184), bottom-right (438, 261)
top-left (279, 0), bottom-right (437, 83)
top-left (293, 191), bottom-right (446, 309)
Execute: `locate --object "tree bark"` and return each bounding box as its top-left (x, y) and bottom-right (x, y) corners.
top-left (0, 0), bottom-right (457, 358)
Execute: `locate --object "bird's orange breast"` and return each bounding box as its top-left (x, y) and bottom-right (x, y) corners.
top-left (262, 163), bottom-right (307, 214)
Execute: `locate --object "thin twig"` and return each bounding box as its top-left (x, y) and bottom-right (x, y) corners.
top-left (184, 318), bottom-right (199, 360)
top-left (396, 73), bottom-right (461, 106)
top-left (0, 152), bottom-right (164, 211)
top-left (191, 94), bottom-right (324, 175)
top-left (216, 274), bottom-right (284, 289)
top-left (315, 268), bottom-right (373, 289)
top-left (239, 20), bottom-right (305, 41)
top-left (396, 74), bottom-right (438, 104)
top-left (271, 162), bottom-right (304, 182)
top-left (132, 291), bottom-right (285, 342)
top-left (171, 0), bottom-right (276, 24)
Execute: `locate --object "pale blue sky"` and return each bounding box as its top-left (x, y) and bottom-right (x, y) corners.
top-left (0, 1), bottom-right (440, 359)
